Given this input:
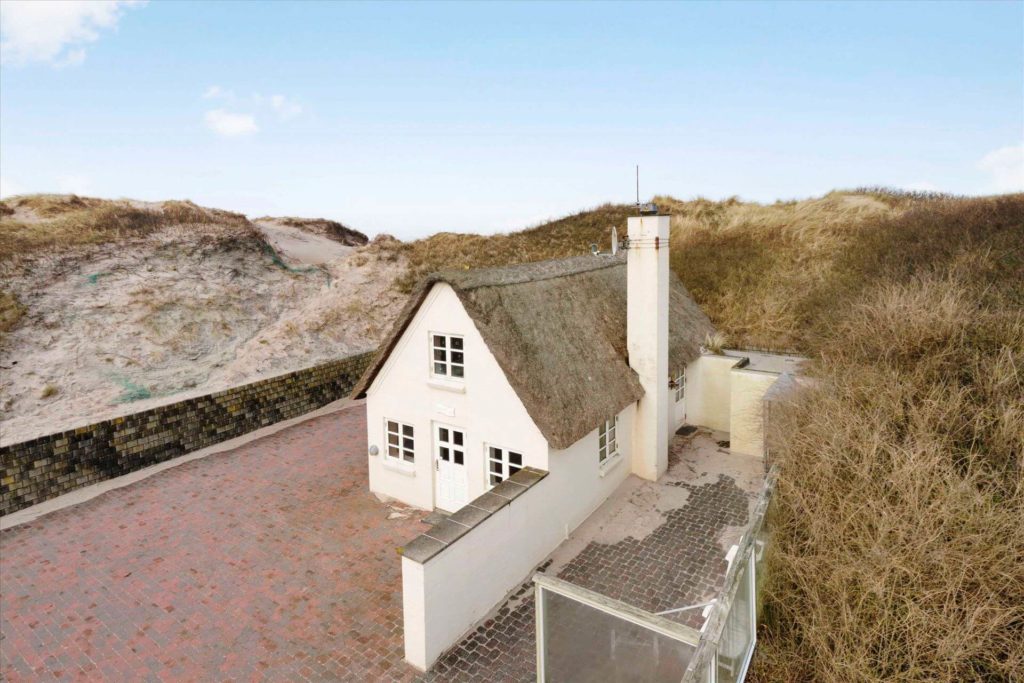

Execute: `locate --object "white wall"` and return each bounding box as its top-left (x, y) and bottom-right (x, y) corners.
top-left (365, 283), bottom-right (548, 510)
top-left (683, 353), bottom-right (787, 457)
top-left (403, 402), bottom-right (635, 670)
top-left (729, 370), bottom-right (779, 457)
top-left (687, 354), bottom-right (737, 432)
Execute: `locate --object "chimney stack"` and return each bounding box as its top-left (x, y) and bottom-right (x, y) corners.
top-left (627, 212), bottom-right (670, 481)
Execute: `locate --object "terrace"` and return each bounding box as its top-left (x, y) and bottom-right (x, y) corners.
top-left (0, 403), bottom-right (766, 682)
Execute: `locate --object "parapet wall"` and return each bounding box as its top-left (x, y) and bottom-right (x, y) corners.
top-left (0, 351), bottom-right (375, 516)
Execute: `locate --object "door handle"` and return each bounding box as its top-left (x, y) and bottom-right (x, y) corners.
top-left (435, 460), bottom-right (439, 471)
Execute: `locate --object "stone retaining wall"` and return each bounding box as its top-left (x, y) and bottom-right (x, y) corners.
top-left (0, 351), bottom-right (375, 516)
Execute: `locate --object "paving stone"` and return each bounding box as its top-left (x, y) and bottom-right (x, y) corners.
top-left (0, 406), bottom-right (431, 682)
top-left (1, 414), bottom-right (758, 683)
top-left (422, 434), bottom-right (758, 681)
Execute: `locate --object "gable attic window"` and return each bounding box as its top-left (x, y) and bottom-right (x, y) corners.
top-left (487, 445), bottom-right (523, 487)
top-left (386, 420), bottom-right (415, 463)
top-left (598, 416), bottom-right (619, 465)
top-left (431, 334), bottom-right (465, 379)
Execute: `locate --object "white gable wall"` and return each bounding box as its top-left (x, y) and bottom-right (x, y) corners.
top-left (365, 283), bottom-right (548, 510)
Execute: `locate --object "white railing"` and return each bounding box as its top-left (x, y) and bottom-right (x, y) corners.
top-left (679, 467), bottom-right (776, 683)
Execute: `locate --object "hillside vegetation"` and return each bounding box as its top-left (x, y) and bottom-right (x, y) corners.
top-left (0, 194), bottom-right (256, 260)
top-left (748, 195), bottom-right (1024, 682)
top-left (381, 189), bottom-right (1024, 681)
top-left (387, 189), bottom-right (1022, 351)
top-left (0, 195), bottom-right (402, 443)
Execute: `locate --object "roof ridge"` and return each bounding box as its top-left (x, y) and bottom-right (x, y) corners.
top-left (433, 253), bottom-right (626, 290)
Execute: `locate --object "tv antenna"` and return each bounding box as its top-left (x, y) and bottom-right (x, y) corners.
top-left (635, 164), bottom-right (658, 214)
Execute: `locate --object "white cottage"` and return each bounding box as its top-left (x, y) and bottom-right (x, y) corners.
top-left (351, 214), bottom-right (712, 514)
top-left (350, 213), bottom-right (798, 670)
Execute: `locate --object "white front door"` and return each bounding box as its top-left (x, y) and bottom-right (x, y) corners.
top-left (434, 424), bottom-right (468, 511)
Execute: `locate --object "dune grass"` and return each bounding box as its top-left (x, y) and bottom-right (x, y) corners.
top-left (753, 277), bottom-right (1023, 681)
top-left (748, 195), bottom-right (1024, 682)
top-left (0, 195), bottom-right (254, 261)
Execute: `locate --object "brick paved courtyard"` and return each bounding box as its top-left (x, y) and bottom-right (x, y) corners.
top-left (423, 428), bottom-right (765, 681)
top-left (1, 406), bottom-right (763, 682)
top-left (0, 404), bottom-right (430, 682)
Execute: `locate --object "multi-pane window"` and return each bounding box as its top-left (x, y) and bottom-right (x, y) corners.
top-left (598, 416), bottom-right (619, 465)
top-left (437, 426), bottom-right (464, 465)
top-left (487, 446), bottom-right (523, 487)
top-left (431, 334), bottom-right (465, 379)
top-left (674, 372), bottom-right (686, 402)
top-left (386, 420), bottom-right (415, 463)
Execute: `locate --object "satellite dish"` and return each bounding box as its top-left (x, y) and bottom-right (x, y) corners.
top-left (610, 226), bottom-right (619, 255)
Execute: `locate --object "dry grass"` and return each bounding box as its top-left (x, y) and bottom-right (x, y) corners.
top-left (749, 197), bottom-right (1024, 682)
top-left (703, 331), bottom-right (728, 354)
top-left (0, 195), bottom-right (257, 261)
top-left (665, 192), bottom-right (895, 350)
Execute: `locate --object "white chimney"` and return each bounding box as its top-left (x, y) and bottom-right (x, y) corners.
top-left (627, 212), bottom-right (670, 481)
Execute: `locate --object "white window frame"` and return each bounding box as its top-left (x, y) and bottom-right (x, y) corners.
top-left (430, 332), bottom-right (465, 380)
top-left (486, 444), bottom-right (524, 488)
top-left (385, 419), bottom-right (415, 464)
top-left (598, 416), bottom-right (619, 467)
top-left (674, 372), bottom-right (685, 402)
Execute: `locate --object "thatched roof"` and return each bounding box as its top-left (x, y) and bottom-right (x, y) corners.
top-left (352, 254), bottom-right (714, 449)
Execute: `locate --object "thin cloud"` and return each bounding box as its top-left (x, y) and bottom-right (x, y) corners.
top-left (978, 144), bottom-right (1024, 193)
top-left (0, 0), bottom-right (146, 67)
top-left (204, 109), bottom-right (259, 137)
top-left (199, 87), bottom-right (302, 133)
top-left (270, 95), bottom-right (303, 120)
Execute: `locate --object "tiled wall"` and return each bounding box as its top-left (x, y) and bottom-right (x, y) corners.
top-left (0, 351), bottom-right (375, 516)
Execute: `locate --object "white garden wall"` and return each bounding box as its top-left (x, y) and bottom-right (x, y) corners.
top-left (686, 354), bottom-right (737, 432)
top-left (402, 403), bottom-right (635, 670)
top-left (684, 352), bottom-right (793, 458)
top-left (729, 369), bottom-right (779, 457)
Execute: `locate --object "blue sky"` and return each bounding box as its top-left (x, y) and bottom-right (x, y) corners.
top-left (1, 1), bottom-right (1022, 238)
